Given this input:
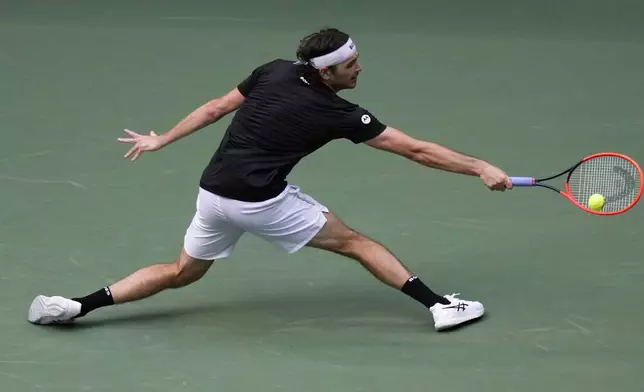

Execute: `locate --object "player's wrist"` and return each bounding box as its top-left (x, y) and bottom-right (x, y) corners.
top-left (471, 160), bottom-right (490, 176)
top-left (158, 132), bottom-right (174, 148)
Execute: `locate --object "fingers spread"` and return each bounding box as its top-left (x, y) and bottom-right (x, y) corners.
top-left (131, 149), bottom-right (142, 162)
top-left (123, 129), bottom-right (140, 137)
top-left (124, 145), bottom-right (138, 159)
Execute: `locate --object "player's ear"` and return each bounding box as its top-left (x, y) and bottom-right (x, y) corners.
top-left (318, 67), bottom-right (332, 81)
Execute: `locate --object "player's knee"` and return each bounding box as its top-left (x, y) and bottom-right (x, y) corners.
top-left (308, 213), bottom-right (371, 257)
top-left (335, 230), bottom-right (369, 257)
top-left (169, 258), bottom-right (211, 288)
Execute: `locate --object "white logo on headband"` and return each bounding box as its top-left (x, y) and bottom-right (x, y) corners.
top-left (361, 114), bottom-right (371, 124)
top-left (310, 38), bottom-right (357, 69)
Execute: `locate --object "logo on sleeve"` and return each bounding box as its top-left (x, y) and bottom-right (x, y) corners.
top-left (361, 114), bottom-right (371, 124)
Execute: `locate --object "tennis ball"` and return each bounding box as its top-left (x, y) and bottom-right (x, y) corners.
top-left (588, 193), bottom-right (605, 211)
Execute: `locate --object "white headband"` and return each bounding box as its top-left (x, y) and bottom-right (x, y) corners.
top-left (309, 38), bottom-right (356, 69)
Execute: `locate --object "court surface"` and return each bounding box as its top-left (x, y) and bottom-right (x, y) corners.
top-left (1, 1), bottom-right (643, 391)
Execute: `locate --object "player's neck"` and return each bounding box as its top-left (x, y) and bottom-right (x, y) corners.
top-left (321, 80), bottom-right (340, 93)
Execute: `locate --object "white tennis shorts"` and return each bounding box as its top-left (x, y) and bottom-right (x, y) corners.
top-left (183, 184), bottom-right (329, 260)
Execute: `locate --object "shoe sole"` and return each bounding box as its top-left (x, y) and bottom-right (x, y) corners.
top-left (28, 295), bottom-right (52, 324)
top-left (27, 295), bottom-right (74, 325)
top-left (434, 308), bottom-right (485, 331)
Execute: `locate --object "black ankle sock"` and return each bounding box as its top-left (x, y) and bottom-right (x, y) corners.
top-left (401, 275), bottom-right (450, 307)
top-left (72, 287), bottom-right (115, 317)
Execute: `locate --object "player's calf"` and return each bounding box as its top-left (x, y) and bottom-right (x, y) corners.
top-left (27, 248), bottom-right (213, 325)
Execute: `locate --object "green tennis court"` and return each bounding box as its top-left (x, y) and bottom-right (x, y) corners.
top-left (2, 0), bottom-right (643, 391)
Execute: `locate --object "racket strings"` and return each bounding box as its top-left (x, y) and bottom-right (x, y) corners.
top-left (568, 156), bottom-right (641, 212)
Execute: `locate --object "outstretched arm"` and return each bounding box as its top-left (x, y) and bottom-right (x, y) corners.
top-left (365, 126), bottom-right (512, 190)
top-left (118, 88), bottom-right (245, 162)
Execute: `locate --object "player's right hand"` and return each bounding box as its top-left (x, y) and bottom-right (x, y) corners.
top-left (117, 129), bottom-right (165, 162)
top-left (479, 164), bottom-right (512, 191)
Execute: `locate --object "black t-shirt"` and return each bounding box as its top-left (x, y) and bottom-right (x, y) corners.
top-left (199, 59), bottom-right (387, 202)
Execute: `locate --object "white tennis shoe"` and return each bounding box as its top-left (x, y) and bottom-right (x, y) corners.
top-left (27, 295), bottom-right (81, 325)
top-left (430, 293), bottom-right (484, 331)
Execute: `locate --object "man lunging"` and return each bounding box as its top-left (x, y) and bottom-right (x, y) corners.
top-left (27, 28), bottom-right (511, 331)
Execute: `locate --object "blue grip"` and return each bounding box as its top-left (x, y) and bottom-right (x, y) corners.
top-left (510, 176), bottom-right (535, 186)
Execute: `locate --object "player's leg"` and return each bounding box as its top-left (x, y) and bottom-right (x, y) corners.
top-left (105, 248), bottom-right (212, 304)
top-left (306, 212), bottom-right (484, 330)
top-left (73, 247), bottom-right (214, 315)
top-left (27, 188), bottom-right (244, 325)
top-left (305, 212), bottom-right (414, 289)
top-left (231, 184), bottom-right (484, 330)
top-left (27, 249), bottom-right (214, 324)
top-left (306, 212), bottom-right (451, 304)
top-left (230, 184), bottom-right (418, 290)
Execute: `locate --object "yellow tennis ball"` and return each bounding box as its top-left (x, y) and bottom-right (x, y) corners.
top-left (588, 194), bottom-right (605, 211)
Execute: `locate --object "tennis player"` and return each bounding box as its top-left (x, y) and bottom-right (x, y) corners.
top-left (27, 28), bottom-right (511, 331)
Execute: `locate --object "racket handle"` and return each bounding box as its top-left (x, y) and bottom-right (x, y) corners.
top-left (509, 176), bottom-right (535, 186)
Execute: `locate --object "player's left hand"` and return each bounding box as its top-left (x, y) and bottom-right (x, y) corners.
top-left (117, 129), bottom-right (166, 162)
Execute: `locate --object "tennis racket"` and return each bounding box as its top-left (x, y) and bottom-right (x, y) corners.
top-left (510, 152), bottom-right (643, 215)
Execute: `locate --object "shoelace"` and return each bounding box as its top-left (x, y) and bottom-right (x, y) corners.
top-left (443, 293), bottom-right (469, 311)
top-left (444, 293), bottom-right (461, 302)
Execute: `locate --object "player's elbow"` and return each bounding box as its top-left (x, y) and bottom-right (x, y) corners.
top-left (408, 142), bottom-right (444, 167)
top-left (204, 89), bottom-right (245, 122)
top-left (388, 138), bottom-right (426, 163)
top-left (204, 99), bottom-right (227, 122)
top-left (407, 144), bottom-right (426, 163)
